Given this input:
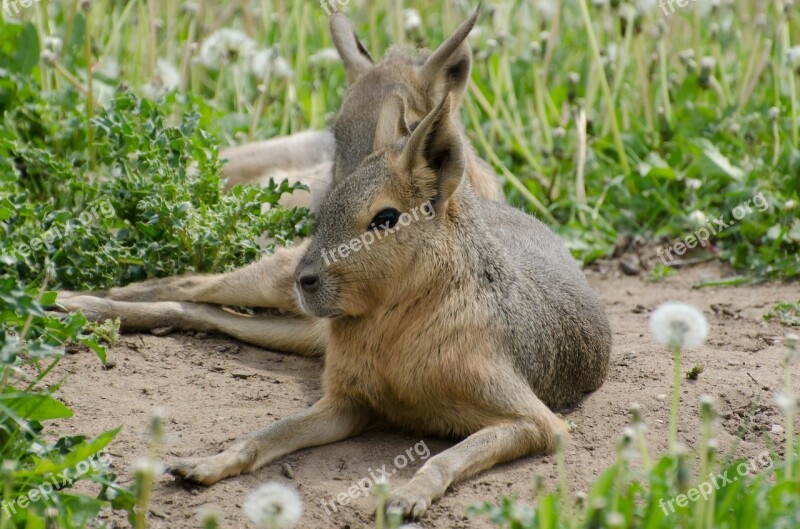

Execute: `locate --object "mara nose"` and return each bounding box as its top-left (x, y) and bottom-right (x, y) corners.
top-left (298, 272), bottom-right (321, 294)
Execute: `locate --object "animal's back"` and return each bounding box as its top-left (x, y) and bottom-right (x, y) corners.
top-left (473, 198), bottom-right (612, 409)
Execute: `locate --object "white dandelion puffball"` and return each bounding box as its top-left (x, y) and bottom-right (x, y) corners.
top-left (43, 36), bottom-right (63, 54)
top-left (309, 47), bottom-right (339, 67)
top-left (196, 504), bottom-right (223, 526)
top-left (199, 28), bottom-right (257, 69)
top-left (403, 9), bottom-right (422, 32)
top-left (130, 457), bottom-right (165, 477)
top-left (536, 0), bottom-right (558, 21)
top-left (775, 392), bottom-right (798, 415)
top-left (634, 0), bottom-right (658, 14)
top-left (251, 49), bottom-right (294, 81)
top-left (649, 302), bottom-right (708, 349)
top-left (243, 482), bottom-right (303, 529)
top-left (142, 60), bottom-right (180, 99)
top-left (787, 46), bottom-right (800, 71)
top-left (687, 210), bottom-right (708, 227)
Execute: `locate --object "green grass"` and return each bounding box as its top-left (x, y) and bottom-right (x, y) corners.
top-left (469, 334), bottom-right (800, 529)
top-left (0, 279), bottom-right (134, 529)
top-left (765, 301), bottom-right (800, 326)
top-left (1, 1), bottom-right (799, 528)
top-left (3, 0), bottom-right (800, 282)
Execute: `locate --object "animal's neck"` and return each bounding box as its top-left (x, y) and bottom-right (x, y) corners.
top-left (455, 120), bottom-right (502, 202)
top-left (400, 190), bottom-right (489, 306)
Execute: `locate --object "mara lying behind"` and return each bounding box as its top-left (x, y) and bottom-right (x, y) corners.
top-left (168, 93), bottom-right (612, 520)
top-left (53, 11), bottom-right (503, 353)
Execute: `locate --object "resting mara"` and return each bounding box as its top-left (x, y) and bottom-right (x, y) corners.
top-left (168, 93), bottom-right (612, 520)
top-left (54, 10), bottom-right (502, 352)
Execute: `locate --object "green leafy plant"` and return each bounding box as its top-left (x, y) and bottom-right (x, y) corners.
top-left (1, 70), bottom-right (310, 291)
top-left (0, 278), bottom-right (133, 528)
top-left (764, 301), bottom-right (800, 327)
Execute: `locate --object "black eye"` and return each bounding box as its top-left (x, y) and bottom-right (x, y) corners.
top-left (368, 208), bottom-right (401, 231)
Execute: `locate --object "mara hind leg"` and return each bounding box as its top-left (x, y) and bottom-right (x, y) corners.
top-left (220, 130), bottom-right (334, 190)
top-left (52, 295), bottom-right (327, 356)
top-left (60, 241), bottom-right (309, 314)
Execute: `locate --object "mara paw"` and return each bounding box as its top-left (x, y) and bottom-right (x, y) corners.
top-left (385, 485), bottom-right (433, 520)
top-left (51, 294), bottom-right (115, 321)
top-left (167, 457), bottom-right (229, 486)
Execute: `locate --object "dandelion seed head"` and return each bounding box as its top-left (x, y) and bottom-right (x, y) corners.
top-left (1, 460), bottom-right (18, 475)
top-left (403, 9), bottom-right (422, 32)
top-left (635, 0), bottom-right (658, 13)
top-left (607, 511), bottom-right (625, 528)
top-left (649, 302), bottom-right (708, 349)
top-left (141, 60), bottom-right (179, 100)
top-left (199, 28), bottom-right (256, 70)
top-left (181, 1), bottom-right (199, 16)
top-left (309, 48), bottom-right (339, 67)
top-left (131, 457), bottom-right (164, 477)
top-left (94, 58), bottom-right (119, 80)
top-left (44, 36), bottom-right (63, 54)
top-left (701, 56), bottom-right (716, 70)
top-left (687, 210), bottom-right (707, 226)
top-left (243, 482), bottom-right (303, 529)
top-left (40, 50), bottom-right (58, 67)
top-left (196, 504), bottom-right (223, 526)
top-left (685, 178), bottom-right (702, 190)
top-left (536, 0), bottom-right (558, 21)
top-left (251, 49), bottom-right (293, 81)
top-left (788, 46), bottom-right (800, 71)
top-left (775, 391), bottom-right (798, 415)
top-left (510, 503), bottom-right (534, 523)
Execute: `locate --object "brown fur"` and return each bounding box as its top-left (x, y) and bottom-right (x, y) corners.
top-left (166, 93), bottom-right (611, 520)
top-left (55, 11), bottom-right (502, 349)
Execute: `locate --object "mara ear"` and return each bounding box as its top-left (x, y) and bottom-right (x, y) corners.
top-left (417, 8), bottom-right (478, 103)
top-left (400, 93), bottom-right (465, 210)
top-left (373, 94), bottom-right (411, 151)
top-left (330, 13), bottom-right (374, 84)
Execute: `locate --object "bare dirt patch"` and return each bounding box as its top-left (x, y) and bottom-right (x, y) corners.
top-left (50, 261), bottom-right (799, 528)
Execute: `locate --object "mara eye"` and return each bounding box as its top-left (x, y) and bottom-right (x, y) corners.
top-left (368, 208), bottom-right (401, 231)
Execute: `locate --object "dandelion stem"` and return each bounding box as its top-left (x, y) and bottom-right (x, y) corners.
top-left (179, 11), bottom-right (197, 93)
top-left (85, 3), bottom-right (95, 171)
top-left (783, 13), bottom-right (799, 147)
top-left (577, 0), bottom-right (629, 173)
top-left (669, 344), bottom-right (682, 451)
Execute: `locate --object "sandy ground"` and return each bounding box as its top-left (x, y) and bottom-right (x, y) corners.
top-left (49, 260), bottom-right (799, 529)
